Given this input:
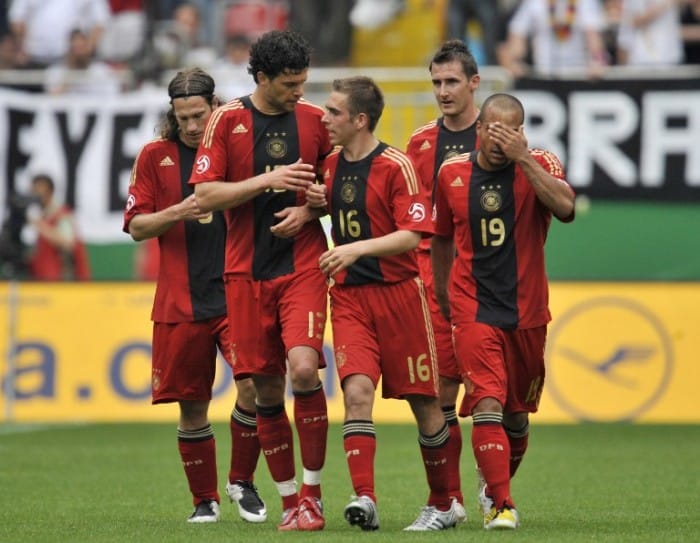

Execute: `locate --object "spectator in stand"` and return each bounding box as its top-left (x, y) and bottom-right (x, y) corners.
top-left (9, 0), bottom-right (111, 69)
top-left (444, 0), bottom-right (500, 65)
top-left (499, 0), bottom-right (609, 78)
top-left (44, 29), bottom-right (122, 95)
top-left (98, 0), bottom-right (147, 67)
top-left (617, 0), bottom-right (684, 67)
top-left (210, 33), bottom-right (256, 102)
top-left (26, 173), bottom-right (91, 281)
top-left (289, 0), bottom-right (354, 66)
top-left (152, 2), bottom-right (216, 70)
top-left (681, 0), bottom-right (700, 64)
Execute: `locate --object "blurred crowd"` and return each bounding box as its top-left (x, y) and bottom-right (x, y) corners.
top-left (0, 0), bottom-right (698, 93)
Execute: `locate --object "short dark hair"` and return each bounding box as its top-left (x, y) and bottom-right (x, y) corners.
top-left (331, 76), bottom-right (384, 133)
top-left (478, 93), bottom-right (525, 125)
top-left (248, 30), bottom-right (311, 83)
top-left (31, 173), bottom-right (55, 193)
top-left (429, 40), bottom-right (479, 78)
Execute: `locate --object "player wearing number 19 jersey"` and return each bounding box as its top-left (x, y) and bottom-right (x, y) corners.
top-left (432, 93), bottom-right (575, 530)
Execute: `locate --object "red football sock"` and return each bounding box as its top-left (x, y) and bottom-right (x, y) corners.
top-left (343, 420), bottom-right (377, 503)
top-left (228, 404), bottom-right (261, 483)
top-left (505, 425), bottom-right (529, 478)
top-left (178, 425), bottom-right (219, 505)
top-left (419, 423), bottom-right (451, 510)
top-left (442, 405), bottom-right (463, 504)
top-left (472, 414), bottom-right (513, 509)
top-left (256, 404), bottom-right (296, 496)
top-left (294, 384), bottom-right (328, 499)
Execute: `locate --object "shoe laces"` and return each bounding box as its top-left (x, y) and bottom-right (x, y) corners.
top-left (410, 505), bottom-right (441, 528)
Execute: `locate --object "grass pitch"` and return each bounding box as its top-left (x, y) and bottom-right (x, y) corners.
top-left (0, 423), bottom-right (697, 542)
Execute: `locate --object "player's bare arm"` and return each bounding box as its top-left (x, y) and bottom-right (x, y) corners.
top-left (431, 234), bottom-right (454, 321)
top-left (194, 160), bottom-right (316, 212)
top-left (319, 230), bottom-right (420, 276)
top-left (128, 194), bottom-right (210, 241)
top-left (488, 122), bottom-right (574, 220)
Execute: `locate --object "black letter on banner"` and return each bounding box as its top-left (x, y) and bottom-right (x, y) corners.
top-left (109, 113), bottom-right (143, 212)
top-left (5, 109), bottom-right (35, 196)
top-left (55, 111), bottom-right (97, 207)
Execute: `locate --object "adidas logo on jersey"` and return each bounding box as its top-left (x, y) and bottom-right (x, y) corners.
top-left (450, 177), bottom-right (464, 187)
top-left (420, 140), bottom-right (431, 151)
top-left (160, 156), bottom-right (175, 166)
top-left (232, 123), bottom-right (248, 134)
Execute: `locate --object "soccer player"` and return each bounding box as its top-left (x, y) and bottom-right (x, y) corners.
top-left (306, 76), bottom-right (458, 532)
top-left (432, 93), bottom-right (575, 530)
top-left (123, 68), bottom-right (266, 524)
top-left (405, 40), bottom-right (481, 520)
top-left (190, 30), bottom-right (330, 532)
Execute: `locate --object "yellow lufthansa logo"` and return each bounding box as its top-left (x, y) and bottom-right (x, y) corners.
top-left (546, 297), bottom-right (673, 422)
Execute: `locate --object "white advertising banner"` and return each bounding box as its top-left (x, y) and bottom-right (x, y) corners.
top-left (0, 87), bottom-right (168, 243)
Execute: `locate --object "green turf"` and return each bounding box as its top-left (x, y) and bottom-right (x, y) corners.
top-left (0, 423), bottom-right (697, 542)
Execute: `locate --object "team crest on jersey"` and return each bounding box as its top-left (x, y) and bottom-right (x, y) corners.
top-left (195, 155), bottom-right (210, 174)
top-left (341, 179), bottom-right (357, 203)
top-left (125, 194), bottom-right (136, 211)
top-left (266, 136), bottom-right (287, 159)
top-left (480, 185), bottom-right (502, 213)
top-left (443, 144), bottom-right (465, 161)
top-left (408, 202), bottom-right (426, 222)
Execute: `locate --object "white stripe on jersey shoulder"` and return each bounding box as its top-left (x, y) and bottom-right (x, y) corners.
top-left (203, 99), bottom-right (244, 149)
top-left (437, 151), bottom-right (472, 176)
top-left (383, 146), bottom-right (420, 195)
top-left (130, 137), bottom-right (169, 186)
top-left (409, 119), bottom-right (438, 138)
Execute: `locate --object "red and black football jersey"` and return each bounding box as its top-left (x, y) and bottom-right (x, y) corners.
top-left (124, 138), bottom-right (226, 323)
top-left (189, 96), bottom-right (332, 280)
top-left (406, 117), bottom-right (478, 251)
top-left (323, 142), bottom-right (433, 285)
top-left (434, 149), bottom-right (573, 329)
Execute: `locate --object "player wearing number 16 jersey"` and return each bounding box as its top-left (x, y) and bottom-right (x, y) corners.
top-left (432, 93), bottom-right (575, 530)
top-left (307, 76), bottom-right (459, 532)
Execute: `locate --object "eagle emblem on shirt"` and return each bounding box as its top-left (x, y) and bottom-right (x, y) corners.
top-left (480, 185), bottom-right (502, 213)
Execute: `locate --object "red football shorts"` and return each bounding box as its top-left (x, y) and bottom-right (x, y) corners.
top-left (452, 322), bottom-right (547, 417)
top-left (416, 249), bottom-right (460, 381)
top-left (330, 277), bottom-right (439, 400)
top-left (224, 268), bottom-right (327, 378)
top-left (151, 315), bottom-right (230, 403)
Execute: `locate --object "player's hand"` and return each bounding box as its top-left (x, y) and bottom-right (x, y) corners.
top-left (486, 122), bottom-right (528, 162)
top-left (270, 205), bottom-right (308, 238)
top-left (178, 194), bottom-right (212, 221)
top-left (319, 244), bottom-right (361, 276)
top-left (305, 183), bottom-right (327, 208)
top-left (267, 159), bottom-right (316, 192)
